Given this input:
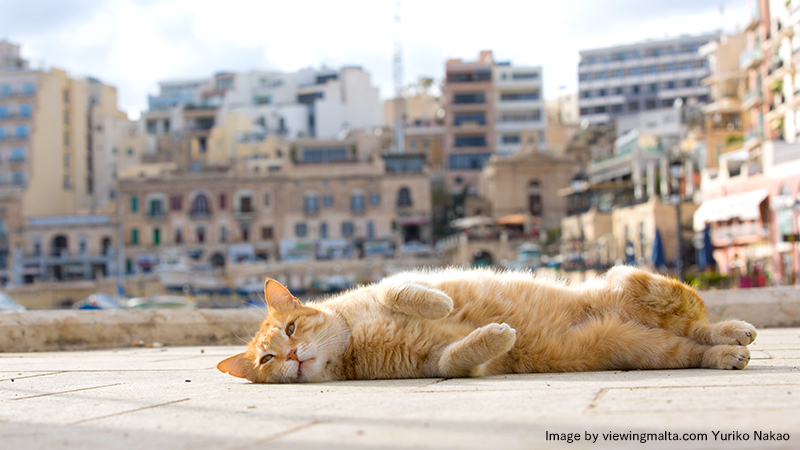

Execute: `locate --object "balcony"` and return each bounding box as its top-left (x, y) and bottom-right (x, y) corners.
top-left (741, 88), bottom-right (763, 110)
top-left (740, 47), bottom-right (764, 70)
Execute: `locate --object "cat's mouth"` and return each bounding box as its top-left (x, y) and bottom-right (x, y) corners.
top-left (298, 358), bottom-right (315, 375)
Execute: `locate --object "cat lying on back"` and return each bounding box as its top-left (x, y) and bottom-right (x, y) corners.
top-left (218, 266), bottom-right (756, 383)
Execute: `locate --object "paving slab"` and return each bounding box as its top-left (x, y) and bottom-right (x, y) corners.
top-left (1, 329), bottom-right (799, 449)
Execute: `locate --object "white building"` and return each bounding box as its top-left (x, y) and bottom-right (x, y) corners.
top-left (492, 65), bottom-right (546, 155)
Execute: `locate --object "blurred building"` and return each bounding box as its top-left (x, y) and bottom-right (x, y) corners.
top-left (443, 50), bottom-right (546, 193)
top-left (0, 40), bottom-right (129, 285)
top-left (118, 132), bottom-right (431, 274)
top-left (700, 33), bottom-right (747, 169)
top-left (578, 33), bottom-right (716, 127)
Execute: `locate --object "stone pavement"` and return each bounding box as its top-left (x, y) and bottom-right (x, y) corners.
top-left (1, 328), bottom-right (799, 450)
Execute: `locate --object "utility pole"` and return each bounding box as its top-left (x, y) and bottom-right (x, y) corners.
top-left (392, 0), bottom-right (406, 154)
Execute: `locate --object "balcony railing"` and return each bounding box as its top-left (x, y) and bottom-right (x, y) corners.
top-left (740, 47), bottom-right (764, 70)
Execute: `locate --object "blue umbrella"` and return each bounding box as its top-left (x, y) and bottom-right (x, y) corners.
top-left (650, 229), bottom-right (666, 271)
top-left (698, 224), bottom-right (716, 271)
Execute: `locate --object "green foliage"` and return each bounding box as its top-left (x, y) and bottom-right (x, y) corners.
top-left (686, 271), bottom-right (731, 290)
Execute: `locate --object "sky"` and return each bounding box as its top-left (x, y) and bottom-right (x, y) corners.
top-left (3, 0), bottom-right (750, 120)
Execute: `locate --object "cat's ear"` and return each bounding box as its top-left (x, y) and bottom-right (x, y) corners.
top-left (264, 278), bottom-right (302, 311)
top-left (217, 353), bottom-right (250, 379)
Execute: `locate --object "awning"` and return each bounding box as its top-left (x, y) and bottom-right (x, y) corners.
top-left (450, 216), bottom-right (494, 229)
top-left (693, 189), bottom-right (768, 231)
top-left (494, 214), bottom-right (541, 226)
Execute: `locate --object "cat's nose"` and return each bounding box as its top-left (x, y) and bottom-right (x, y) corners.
top-left (286, 348), bottom-right (299, 362)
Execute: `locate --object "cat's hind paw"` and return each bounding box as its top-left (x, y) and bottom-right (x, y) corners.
top-left (702, 345), bottom-right (750, 370)
top-left (709, 320), bottom-right (757, 346)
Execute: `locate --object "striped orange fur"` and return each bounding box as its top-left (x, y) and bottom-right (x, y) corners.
top-left (217, 266), bottom-right (756, 383)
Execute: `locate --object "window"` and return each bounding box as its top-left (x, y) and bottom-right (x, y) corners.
top-left (19, 104), bottom-right (31, 118)
top-left (645, 99), bottom-right (657, 110)
top-left (192, 194), bottom-right (210, 215)
top-left (453, 113), bottom-right (486, 126)
top-left (341, 222), bottom-right (354, 237)
top-left (131, 228), bottom-right (139, 245)
top-left (452, 93), bottom-right (485, 104)
top-left (409, 140), bottom-right (417, 149)
top-left (10, 147), bottom-right (25, 162)
top-left (170, 196), bottom-right (182, 211)
top-left (500, 91), bottom-right (539, 101)
top-left (367, 221), bottom-right (375, 239)
top-left (153, 228), bottom-right (161, 246)
top-left (149, 198), bottom-right (165, 217)
top-left (323, 195), bottom-right (334, 207)
top-left (175, 228), bottom-right (182, 244)
top-left (628, 101), bottom-right (640, 112)
top-left (511, 72), bottom-right (539, 80)
top-left (23, 83), bottom-right (35, 96)
top-left (239, 195), bottom-right (253, 213)
top-left (579, 73), bottom-right (590, 81)
top-left (261, 226), bottom-right (273, 240)
top-left (0, 220), bottom-right (5, 238)
top-left (369, 193), bottom-right (381, 206)
top-left (319, 222), bottom-right (328, 239)
top-left (502, 135), bottom-right (521, 144)
top-left (397, 187), bottom-right (413, 207)
top-left (454, 135), bottom-right (486, 147)
top-left (196, 226), bottom-right (206, 243)
top-left (351, 192), bottom-right (365, 213)
top-left (220, 226), bottom-right (228, 243)
top-left (1, 85), bottom-right (11, 97)
top-left (304, 193), bottom-right (319, 214)
top-left (219, 193), bottom-right (226, 210)
top-left (631, 67), bottom-right (640, 75)
top-left (301, 148), bottom-right (349, 163)
top-left (423, 139), bottom-right (430, 148)
top-left (11, 171), bottom-right (24, 185)
top-left (63, 111), bottom-right (69, 125)
top-left (63, 89), bottom-right (69, 103)
top-left (16, 125), bottom-right (28, 139)
top-left (63, 132), bottom-right (69, 146)
top-left (263, 192), bottom-right (271, 208)
top-left (131, 196), bottom-right (138, 213)
top-left (295, 223), bottom-right (308, 237)
top-left (448, 153), bottom-right (491, 170)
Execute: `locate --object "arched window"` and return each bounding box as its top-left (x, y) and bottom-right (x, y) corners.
top-left (101, 237), bottom-right (112, 255)
top-left (191, 194), bottom-right (210, 216)
top-left (51, 235), bottom-right (68, 257)
top-left (527, 179), bottom-right (543, 216)
top-left (397, 187), bottom-right (412, 207)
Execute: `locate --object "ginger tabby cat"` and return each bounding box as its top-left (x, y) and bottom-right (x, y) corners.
top-left (217, 266), bottom-right (756, 383)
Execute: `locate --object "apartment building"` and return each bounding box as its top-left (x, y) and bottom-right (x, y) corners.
top-left (700, 33), bottom-right (747, 168)
top-left (118, 133), bottom-right (431, 273)
top-left (0, 41), bottom-right (129, 285)
top-left (578, 33), bottom-right (716, 126)
top-left (443, 51), bottom-right (546, 193)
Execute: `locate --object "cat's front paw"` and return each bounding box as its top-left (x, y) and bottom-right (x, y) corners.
top-left (710, 321), bottom-right (757, 346)
top-left (702, 345), bottom-right (750, 370)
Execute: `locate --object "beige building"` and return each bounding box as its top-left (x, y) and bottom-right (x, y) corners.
top-left (118, 133), bottom-right (432, 273)
top-left (479, 149), bottom-right (577, 230)
top-left (0, 41), bottom-right (131, 286)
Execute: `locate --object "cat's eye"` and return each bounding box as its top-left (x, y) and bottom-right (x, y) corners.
top-left (286, 322), bottom-right (295, 337)
top-left (259, 354), bottom-right (273, 365)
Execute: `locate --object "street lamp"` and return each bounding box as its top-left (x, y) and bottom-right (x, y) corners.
top-left (672, 98), bottom-right (686, 283)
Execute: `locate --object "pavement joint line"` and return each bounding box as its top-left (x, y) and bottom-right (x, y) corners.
top-left (9, 383), bottom-right (123, 400)
top-left (69, 398), bottom-right (191, 425)
top-left (0, 371), bottom-right (64, 382)
top-left (246, 419), bottom-right (327, 447)
top-left (585, 387), bottom-right (611, 413)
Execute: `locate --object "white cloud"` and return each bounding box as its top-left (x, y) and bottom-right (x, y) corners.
top-left (6, 0), bottom-right (750, 118)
